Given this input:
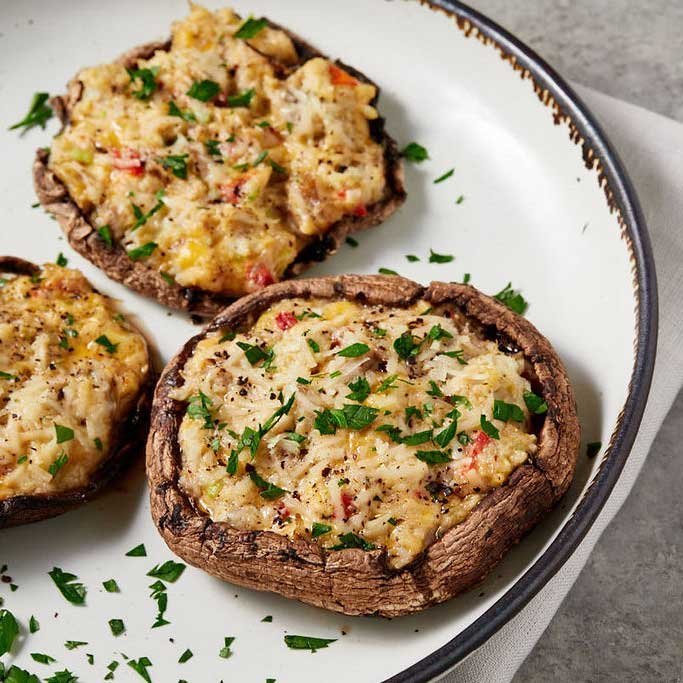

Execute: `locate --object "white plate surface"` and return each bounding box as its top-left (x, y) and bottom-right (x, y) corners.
top-left (0, 1), bottom-right (648, 681)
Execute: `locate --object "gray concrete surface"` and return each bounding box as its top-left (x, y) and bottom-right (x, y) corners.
top-left (461, 1), bottom-right (683, 681)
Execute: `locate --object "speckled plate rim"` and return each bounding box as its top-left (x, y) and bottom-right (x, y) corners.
top-left (386, 2), bottom-right (658, 681)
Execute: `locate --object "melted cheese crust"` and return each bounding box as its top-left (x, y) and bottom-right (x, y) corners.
top-left (174, 298), bottom-right (537, 569)
top-left (0, 265), bottom-right (150, 499)
top-left (48, 5), bottom-right (387, 296)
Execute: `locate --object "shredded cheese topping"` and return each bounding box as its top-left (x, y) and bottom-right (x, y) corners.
top-left (48, 4), bottom-right (387, 296)
top-left (0, 265), bottom-right (150, 500)
top-left (174, 298), bottom-right (537, 569)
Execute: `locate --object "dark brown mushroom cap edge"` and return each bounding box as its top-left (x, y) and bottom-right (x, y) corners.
top-left (147, 274), bottom-right (580, 617)
top-left (33, 22), bottom-right (406, 316)
top-left (0, 256), bottom-right (155, 529)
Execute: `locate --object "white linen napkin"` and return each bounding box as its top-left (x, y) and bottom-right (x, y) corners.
top-left (441, 86), bottom-right (683, 682)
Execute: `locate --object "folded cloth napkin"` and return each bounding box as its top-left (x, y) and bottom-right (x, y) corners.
top-left (442, 87), bottom-right (683, 682)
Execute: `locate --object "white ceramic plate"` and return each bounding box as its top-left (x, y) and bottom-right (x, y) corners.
top-left (0, 1), bottom-right (656, 681)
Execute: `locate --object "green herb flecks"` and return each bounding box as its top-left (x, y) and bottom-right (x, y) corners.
top-left (523, 390), bottom-right (548, 414)
top-left (337, 342), bottom-right (369, 358)
top-left (127, 242), bottom-right (158, 261)
top-left (346, 377), bottom-right (370, 402)
top-left (311, 522), bottom-right (332, 539)
top-left (147, 561), bottom-right (186, 583)
top-left (98, 224), bottom-right (114, 248)
top-left (168, 101), bottom-right (196, 122)
top-left (227, 88), bottom-right (256, 108)
top-left (102, 579), bottom-right (120, 593)
top-left (126, 67), bottom-right (159, 100)
top-left (0, 609), bottom-right (18, 656)
top-left (234, 17), bottom-right (268, 39)
top-left (219, 636), bottom-right (235, 659)
top-left (586, 441), bottom-right (602, 458)
top-left (95, 335), bottom-right (118, 354)
top-left (125, 544), bottom-right (147, 557)
top-left (480, 415), bottom-right (500, 440)
top-left (48, 567), bottom-right (86, 605)
top-left (314, 404), bottom-right (379, 435)
top-left (330, 533), bottom-right (375, 551)
top-left (433, 168), bottom-right (454, 184)
top-left (400, 142), bottom-right (429, 162)
top-left (48, 452), bottom-right (68, 477)
top-left (186, 391), bottom-right (214, 429)
top-left (9, 92), bottom-right (53, 133)
top-left (128, 657), bottom-right (153, 682)
top-left (131, 189), bottom-right (165, 230)
top-left (493, 399), bottom-right (525, 423)
top-left (428, 249), bottom-right (454, 264)
top-left (284, 635), bottom-right (336, 652)
top-left (415, 450), bottom-right (451, 464)
top-left (186, 79), bottom-right (220, 102)
top-left (494, 282), bottom-right (528, 315)
top-left (248, 469), bottom-right (287, 500)
top-left (159, 153), bottom-right (188, 179)
top-left (54, 423), bottom-right (74, 444)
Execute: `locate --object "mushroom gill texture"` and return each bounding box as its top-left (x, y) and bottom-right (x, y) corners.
top-left (146, 275), bottom-right (580, 616)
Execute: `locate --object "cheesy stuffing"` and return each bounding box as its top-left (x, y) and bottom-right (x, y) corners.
top-left (174, 298), bottom-right (538, 569)
top-left (48, 4), bottom-right (387, 296)
top-left (0, 265), bottom-right (150, 499)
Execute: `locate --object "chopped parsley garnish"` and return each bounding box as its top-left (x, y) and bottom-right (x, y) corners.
top-left (48, 567), bottom-right (86, 605)
top-left (186, 390), bottom-right (214, 429)
top-left (378, 267), bottom-right (398, 275)
top-left (405, 405), bottom-right (422, 421)
top-left (127, 242), bottom-right (158, 261)
top-left (388, 517), bottom-right (398, 526)
top-left (456, 194), bottom-right (465, 204)
top-left (226, 395), bottom-right (295, 474)
top-left (436, 410), bottom-right (461, 445)
top-left (105, 661), bottom-right (119, 680)
top-left (56, 252), bottom-right (68, 267)
top-left (311, 522), bottom-right (332, 539)
top-left (168, 101), bottom-right (196, 122)
top-left (463, 272), bottom-right (471, 283)
top-left (219, 330), bottom-right (236, 342)
top-left (493, 400), bottom-right (525, 423)
top-left (426, 380), bottom-right (443, 398)
top-left (523, 390), bottom-right (548, 414)
top-left (415, 449), bottom-right (451, 464)
top-left (0, 609), bottom-right (18, 656)
top-left (95, 335), bottom-right (118, 354)
top-left (371, 327), bottom-right (387, 337)
top-left (227, 88), bottom-right (256, 108)
top-left (16, 455), bottom-right (28, 464)
top-left (406, 254), bottom-right (420, 262)
top-left (296, 377), bottom-right (312, 385)
top-left (186, 79), bottom-right (220, 102)
top-left (401, 430), bottom-right (433, 446)
top-left (54, 423), bottom-right (74, 444)
top-left (439, 349), bottom-right (467, 365)
top-left (269, 158), bottom-right (287, 174)
top-left (9, 92), bottom-right (53, 133)
top-left (376, 424), bottom-right (402, 443)
top-left (29, 616), bottom-right (40, 633)
top-left (178, 649), bottom-right (193, 663)
top-left (94, 437), bottom-right (103, 452)
top-left (97, 224), bottom-right (114, 248)
top-left (205, 139), bottom-right (222, 156)
top-left (64, 641), bottom-right (87, 650)
top-left (132, 189), bottom-right (165, 229)
top-left (128, 657), bottom-right (153, 682)
top-left (400, 142), bottom-right (429, 162)
top-left (125, 544), bottom-right (147, 557)
top-left (108, 619), bottom-right (125, 636)
top-left (337, 342), bottom-right (369, 358)
top-left (48, 452), bottom-right (69, 477)
top-left (87, 654), bottom-right (94, 665)
top-left (237, 341), bottom-right (274, 368)
top-left (427, 323), bottom-right (453, 343)
top-left (314, 404), bottom-right (379, 435)
top-left (586, 441), bottom-right (602, 458)
top-left (0, 371), bottom-right (16, 380)
top-left (30, 653), bottom-right (56, 665)
top-left (159, 271), bottom-right (175, 286)
top-left (330, 533), bottom-right (375, 551)
top-left (102, 579), bottom-right (120, 593)
top-left (261, 615), bottom-right (273, 622)
top-left (376, 374), bottom-right (399, 394)
top-left (126, 66), bottom-right (158, 100)
top-left (451, 394), bottom-right (473, 409)
top-left (252, 150), bottom-right (268, 166)
top-left (433, 168), bottom-right (454, 184)
top-left (248, 469), bottom-right (287, 500)
top-left (480, 415), bottom-right (500, 440)
top-left (393, 331), bottom-right (421, 360)
top-left (147, 561), bottom-right (186, 583)
top-left (494, 282), bottom-right (528, 315)
top-left (346, 377), bottom-right (370, 402)
top-left (428, 249), bottom-right (454, 263)
top-left (345, 236), bottom-right (358, 247)
top-left (458, 432), bottom-right (472, 446)
top-left (234, 17), bottom-right (268, 39)
top-left (306, 338), bottom-right (320, 353)
top-left (149, 580), bottom-right (169, 628)
top-left (159, 153), bottom-right (188, 179)
top-left (284, 635), bottom-right (337, 652)
top-left (219, 636), bottom-right (235, 659)
top-left (45, 670), bottom-right (78, 683)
